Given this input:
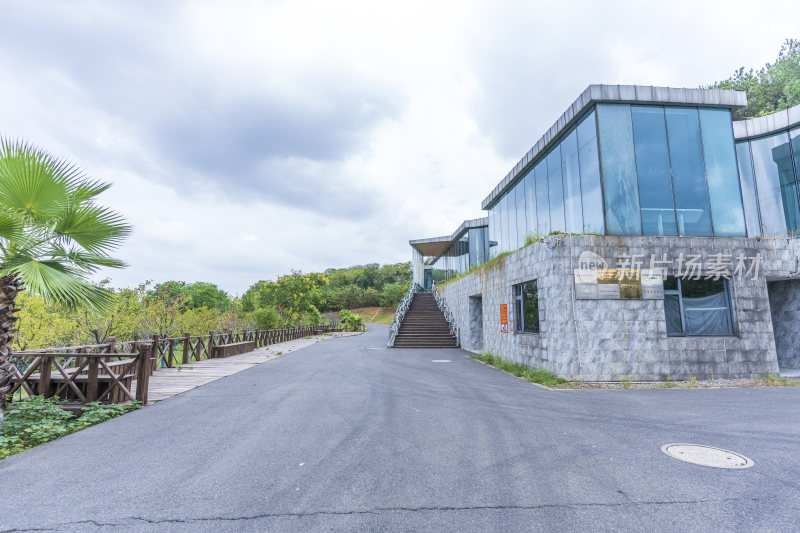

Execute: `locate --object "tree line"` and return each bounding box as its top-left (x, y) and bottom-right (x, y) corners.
top-left (240, 263), bottom-right (411, 330)
top-left (13, 262), bottom-right (411, 351)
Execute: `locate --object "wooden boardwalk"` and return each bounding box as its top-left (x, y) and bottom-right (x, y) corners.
top-left (132, 332), bottom-right (360, 404)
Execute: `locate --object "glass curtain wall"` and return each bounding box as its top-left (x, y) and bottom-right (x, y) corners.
top-left (739, 129), bottom-right (800, 237)
top-left (577, 111), bottom-right (604, 233)
top-left (735, 142), bottom-right (762, 236)
top-left (597, 104), bottom-right (641, 235)
top-left (700, 108), bottom-right (747, 236)
top-left (515, 183), bottom-right (527, 247)
top-left (486, 109), bottom-right (604, 258)
top-left (597, 104), bottom-right (746, 237)
top-left (631, 106), bottom-right (677, 235)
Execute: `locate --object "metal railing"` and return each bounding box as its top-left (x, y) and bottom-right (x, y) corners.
top-left (387, 282), bottom-right (425, 347)
top-left (431, 281), bottom-right (460, 347)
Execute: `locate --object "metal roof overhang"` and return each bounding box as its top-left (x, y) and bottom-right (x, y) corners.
top-left (409, 236), bottom-right (453, 257)
top-left (409, 216), bottom-right (489, 259)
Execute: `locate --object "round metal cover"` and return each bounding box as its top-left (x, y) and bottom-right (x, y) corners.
top-left (661, 444), bottom-right (754, 469)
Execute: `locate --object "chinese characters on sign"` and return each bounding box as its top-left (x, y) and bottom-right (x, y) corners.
top-left (500, 304), bottom-right (508, 333)
top-left (573, 251), bottom-right (763, 301)
top-left (615, 252), bottom-right (762, 280)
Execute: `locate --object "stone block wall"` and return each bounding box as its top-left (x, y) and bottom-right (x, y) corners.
top-left (768, 279), bottom-right (800, 369)
top-left (438, 235), bottom-right (799, 381)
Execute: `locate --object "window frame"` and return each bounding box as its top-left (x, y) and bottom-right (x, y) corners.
top-left (513, 280), bottom-right (540, 334)
top-left (663, 277), bottom-right (735, 337)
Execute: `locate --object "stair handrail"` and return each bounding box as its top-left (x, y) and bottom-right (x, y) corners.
top-left (388, 281), bottom-right (425, 347)
top-left (431, 281), bottom-right (460, 347)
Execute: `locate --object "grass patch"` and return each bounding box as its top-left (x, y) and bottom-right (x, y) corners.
top-left (761, 374), bottom-right (800, 386)
top-left (471, 352), bottom-right (567, 388)
top-left (331, 307), bottom-right (395, 325)
top-left (655, 374), bottom-right (677, 388)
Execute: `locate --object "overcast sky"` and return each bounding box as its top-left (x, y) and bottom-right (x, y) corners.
top-left (0, 1), bottom-right (797, 294)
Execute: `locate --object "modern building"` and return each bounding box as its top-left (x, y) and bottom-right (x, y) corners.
top-left (406, 85), bottom-right (800, 381)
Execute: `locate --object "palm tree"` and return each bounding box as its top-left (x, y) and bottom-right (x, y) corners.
top-left (0, 139), bottom-right (130, 422)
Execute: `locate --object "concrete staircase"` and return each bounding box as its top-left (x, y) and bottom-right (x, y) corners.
top-left (393, 292), bottom-right (459, 348)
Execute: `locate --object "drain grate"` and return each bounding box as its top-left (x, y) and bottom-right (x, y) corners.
top-left (661, 443), bottom-right (754, 469)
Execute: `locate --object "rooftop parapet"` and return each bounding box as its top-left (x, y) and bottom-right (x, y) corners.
top-left (732, 102), bottom-right (800, 140)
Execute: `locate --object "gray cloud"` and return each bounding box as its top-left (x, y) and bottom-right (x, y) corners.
top-left (1, 1), bottom-right (798, 294)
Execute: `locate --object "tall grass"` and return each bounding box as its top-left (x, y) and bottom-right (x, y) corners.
top-left (471, 352), bottom-right (566, 387)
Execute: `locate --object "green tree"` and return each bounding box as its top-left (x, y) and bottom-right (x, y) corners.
top-left (379, 281), bottom-right (410, 307)
top-left (13, 292), bottom-right (79, 350)
top-left (0, 140), bottom-right (130, 421)
top-left (706, 38), bottom-right (800, 120)
top-left (73, 281), bottom-right (145, 343)
top-left (184, 282), bottom-right (231, 310)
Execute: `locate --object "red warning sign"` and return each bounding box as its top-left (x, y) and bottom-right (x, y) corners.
top-left (500, 304), bottom-right (508, 333)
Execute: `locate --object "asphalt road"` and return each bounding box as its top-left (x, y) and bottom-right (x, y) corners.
top-left (2, 324), bottom-right (799, 532)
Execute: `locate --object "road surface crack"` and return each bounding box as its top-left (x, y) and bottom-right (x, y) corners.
top-left (1, 496), bottom-right (779, 531)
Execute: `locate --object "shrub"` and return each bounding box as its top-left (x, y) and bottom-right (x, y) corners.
top-left (252, 307), bottom-right (284, 330)
top-left (1, 397), bottom-right (141, 460)
top-left (2, 396), bottom-right (72, 449)
top-left (339, 309), bottom-right (364, 332)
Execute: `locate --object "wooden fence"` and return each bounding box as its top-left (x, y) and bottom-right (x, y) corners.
top-left (9, 324), bottom-right (341, 406)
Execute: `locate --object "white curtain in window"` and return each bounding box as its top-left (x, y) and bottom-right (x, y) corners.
top-left (683, 293), bottom-right (730, 335)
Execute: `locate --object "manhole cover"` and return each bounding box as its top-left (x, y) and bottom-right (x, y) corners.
top-left (661, 444), bottom-right (754, 469)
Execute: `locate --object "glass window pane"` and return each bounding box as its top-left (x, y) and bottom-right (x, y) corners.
top-left (535, 160), bottom-right (550, 234)
top-left (781, 184), bottom-right (800, 234)
top-left (516, 182), bottom-right (527, 247)
top-left (631, 106), bottom-right (677, 236)
top-left (680, 278), bottom-right (731, 335)
top-left (561, 129), bottom-right (583, 233)
top-left (488, 205), bottom-right (498, 258)
top-left (547, 148), bottom-right (565, 233)
top-left (507, 192), bottom-right (517, 251)
top-left (514, 284), bottom-right (523, 332)
top-left (699, 108), bottom-right (746, 237)
top-left (750, 132), bottom-right (793, 236)
top-left (597, 104), bottom-right (641, 235)
top-left (664, 294), bottom-right (682, 334)
top-left (500, 194), bottom-right (509, 253)
top-left (523, 168), bottom-right (537, 238)
top-left (665, 107), bottom-right (713, 236)
top-left (793, 127), bottom-right (800, 182)
top-left (523, 281), bottom-right (539, 333)
top-left (577, 110), bottom-right (604, 234)
top-left (735, 142), bottom-right (762, 237)
top-left (469, 227), bottom-right (484, 266)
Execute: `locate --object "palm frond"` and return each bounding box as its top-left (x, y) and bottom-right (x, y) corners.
top-left (0, 208), bottom-right (23, 242)
top-left (68, 179), bottom-right (112, 204)
top-left (47, 244), bottom-right (127, 273)
top-left (1, 256), bottom-right (113, 312)
top-left (0, 137), bottom-right (130, 312)
top-left (54, 204), bottom-right (131, 254)
top-left (0, 138), bottom-right (69, 221)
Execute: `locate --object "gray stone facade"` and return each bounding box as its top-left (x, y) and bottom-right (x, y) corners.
top-left (439, 235), bottom-right (800, 381)
top-left (768, 280), bottom-right (800, 369)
